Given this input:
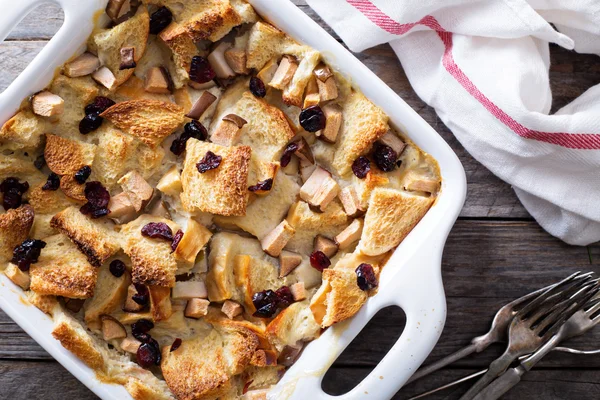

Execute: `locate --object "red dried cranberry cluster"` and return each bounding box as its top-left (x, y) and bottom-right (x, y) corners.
top-left (74, 166), bottom-right (92, 184)
top-left (170, 121), bottom-right (207, 156)
top-left (310, 251), bottom-right (331, 272)
top-left (352, 156), bottom-right (371, 179)
top-left (299, 105), bottom-right (326, 132)
top-left (189, 56), bottom-right (216, 84)
top-left (1, 177), bottom-right (29, 210)
top-left (196, 151), bottom-right (222, 173)
top-left (80, 97), bottom-right (115, 135)
top-left (42, 173), bottom-right (60, 191)
top-left (141, 222), bottom-right (174, 242)
top-left (171, 229), bottom-right (184, 252)
top-left (12, 239), bottom-right (46, 271)
top-left (248, 178), bottom-right (273, 193)
top-left (355, 263), bottom-right (378, 291)
top-left (252, 285), bottom-right (295, 318)
top-left (109, 260), bottom-right (126, 277)
top-left (149, 6), bottom-right (172, 35)
top-left (280, 142), bottom-right (299, 168)
top-left (249, 76), bottom-right (266, 98)
top-left (80, 181), bottom-right (111, 219)
top-left (170, 338), bottom-right (182, 352)
top-left (372, 143), bottom-right (398, 172)
top-left (132, 284), bottom-right (150, 307)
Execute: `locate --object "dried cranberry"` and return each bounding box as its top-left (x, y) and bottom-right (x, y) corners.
top-left (149, 6), bottom-right (173, 35)
top-left (134, 333), bottom-right (152, 343)
top-left (275, 286), bottom-right (294, 309)
top-left (1, 177), bottom-right (29, 210)
top-left (189, 56), bottom-right (216, 84)
top-left (74, 166), bottom-right (92, 184)
top-left (42, 173), bottom-right (60, 191)
top-left (356, 263), bottom-right (378, 291)
top-left (132, 284), bottom-right (150, 306)
top-left (310, 251), bottom-right (331, 272)
top-left (373, 143), bottom-right (398, 172)
top-left (196, 151), bottom-right (222, 173)
top-left (132, 319), bottom-right (154, 337)
top-left (252, 289), bottom-right (280, 318)
top-left (84, 96), bottom-right (115, 115)
top-left (170, 338), bottom-right (182, 352)
top-left (243, 380), bottom-right (254, 395)
top-left (170, 121), bottom-right (207, 156)
top-left (137, 338), bottom-right (161, 368)
top-left (79, 113), bottom-right (103, 135)
top-left (299, 105), bottom-right (326, 132)
top-left (141, 222), bottom-right (174, 242)
top-left (12, 239), bottom-right (46, 272)
top-left (80, 181), bottom-right (110, 219)
top-left (352, 156), bottom-right (371, 179)
top-left (109, 260), bottom-right (126, 277)
top-left (280, 142), bottom-right (299, 168)
top-left (171, 229), bottom-right (184, 252)
top-left (34, 155), bottom-right (46, 170)
top-left (249, 77), bottom-right (266, 98)
top-left (248, 178), bottom-right (273, 193)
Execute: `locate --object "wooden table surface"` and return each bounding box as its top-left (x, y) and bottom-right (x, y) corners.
top-left (2, 2), bottom-right (600, 399)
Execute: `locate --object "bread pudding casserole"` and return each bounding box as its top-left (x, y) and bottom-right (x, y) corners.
top-left (0, 1), bottom-right (441, 399)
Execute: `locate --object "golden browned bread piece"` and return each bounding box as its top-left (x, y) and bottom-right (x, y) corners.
top-left (246, 22), bottom-right (289, 70)
top-left (100, 100), bottom-right (185, 148)
top-left (44, 133), bottom-right (97, 175)
top-left (158, 22), bottom-right (198, 89)
top-left (0, 205), bottom-right (34, 264)
top-left (27, 181), bottom-right (76, 214)
top-left (282, 50), bottom-right (320, 107)
top-left (50, 206), bottom-right (120, 267)
top-left (331, 91), bottom-right (389, 176)
top-left (91, 6), bottom-right (150, 88)
top-left (285, 200), bottom-right (349, 255)
top-left (83, 263), bottom-right (130, 326)
top-left (233, 254), bottom-right (283, 313)
top-left (350, 168), bottom-right (390, 209)
top-left (48, 75), bottom-right (99, 139)
top-left (26, 291), bottom-right (60, 316)
top-left (358, 188), bottom-right (434, 256)
top-left (120, 215), bottom-right (181, 287)
top-left (0, 110), bottom-right (48, 150)
top-left (0, 153), bottom-right (41, 183)
top-left (309, 267), bottom-right (367, 328)
top-left (180, 139), bottom-right (251, 216)
top-left (266, 301), bottom-right (320, 351)
top-left (30, 234), bottom-right (98, 299)
top-left (214, 166), bottom-right (300, 240)
top-left (125, 378), bottom-right (177, 400)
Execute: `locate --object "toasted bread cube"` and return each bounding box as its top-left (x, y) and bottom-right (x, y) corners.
top-left (184, 298), bottom-right (210, 319)
top-left (250, 349), bottom-right (278, 367)
top-left (317, 76), bottom-right (338, 102)
top-left (101, 315), bottom-right (127, 340)
top-left (210, 119), bottom-right (243, 147)
top-left (64, 52), bottom-right (100, 78)
top-left (174, 219), bottom-right (212, 263)
top-left (261, 220), bottom-right (295, 257)
top-left (172, 281), bottom-right (208, 300)
top-left (92, 67), bottom-right (118, 91)
top-left (221, 300), bottom-right (243, 319)
top-left (269, 56), bottom-right (298, 90)
top-left (335, 218), bottom-right (364, 250)
top-left (379, 131), bottom-right (406, 156)
top-left (289, 282), bottom-right (306, 302)
top-left (300, 167), bottom-right (340, 211)
top-left (118, 170), bottom-right (154, 212)
top-left (149, 285), bottom-right (172, 321)
top-left (123, 284), bottom-right (145, 312)
top-left (257, 58), bottom-right (278, 83)
top-left (318, 104), bottom-right (342, 143)
top-left (156, 166), bottom-right (182, 197)
top-left (144, 67), bottom-right (170, 94)
top-left (120, 336), bottom-right (141, 353)
top-left (208, 42), bottom-right (235, 79)
top-left (32, 91), bottom-right (64, 117)
top-left (338, 186), bottom-right (364, 217)
top-left (107, 192), bottom-right (137, 224)
top-left (224, 48), bottom-right (249, 75)
top-left (4, 263), bottom-right (30, 290)
top-left (0, 206), bottom-right (34, 265)
top-left (84, 265), bottom-right (129, 325)
top-left (314, 235), bottom-right (338, 258)
top-left (186, 91), bottom-right (217, 120)
top-left (279, 251), bottom-right (302, 278)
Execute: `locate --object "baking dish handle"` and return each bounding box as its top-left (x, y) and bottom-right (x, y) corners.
top-left (268, 228), bottom-right (449, 400)
top-left (0, 0), bottom-right (105, 124)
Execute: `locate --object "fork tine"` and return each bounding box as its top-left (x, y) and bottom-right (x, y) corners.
top-left (586, 298), bottom-right (600, 316)
top-left (541, 284), bottom-right (600, 339)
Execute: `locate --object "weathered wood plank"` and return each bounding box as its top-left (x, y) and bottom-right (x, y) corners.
top-left (5, 4), bottom-right (64, 41)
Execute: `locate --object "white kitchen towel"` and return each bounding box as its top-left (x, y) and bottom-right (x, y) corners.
top-left (305, 0), bottom-right (600, 245)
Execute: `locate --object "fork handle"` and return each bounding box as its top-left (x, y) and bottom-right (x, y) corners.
top-left (406, 343), bottom-right (478, 384)
top-left (459, 352), bottom-right (515, 400)
top-left (471, 367), bottom-right (524, 400)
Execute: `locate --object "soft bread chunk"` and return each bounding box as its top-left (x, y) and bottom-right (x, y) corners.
top-left (50, 206), bottom-right (120, 267)
top-left (174, 219), bottom-right (212, 263)
top-left (5, 263), bottom-right (30, 290)
top-left (158, 22), bottom-right (198, 88)
top-left (246, 22), bottom-right (291, 70)
top-left (358, 188), bottom-right (434, 256)
top-left (28, 181), bottom-right (75, 215)
top-left (150, 285), bottom-right (173, 321)
top-left (48, 75), bottom-right (99, 139)
top-left (233, 254), bottom-right (283, 313)
top-left (282, 50), bottom-right (320, 107)
top-left (157, 166), bottom-right (182, 197)
top-left (30, 234), bottom-right (98, 299)
top-left (44, 133), bottom-right (96, 175)
top-left (331, 92), bottom-right (389, 176)
top-left (84, 264), bottom-right (130, 326)
top-left (91, 6), bottom-right (150, 88)
top-left (266, 302), bottom-right (320, 351)
top-left (0, 205), bottom-right (34, 264)
top-left (0, 110), bottom-right (47, 150)
top-left (180, 139), bottom-right (251, 216)
top-left (172, 281), bottom-right (208, 300)
top-left (160, 325), bottom-right (259, 400)
top-left (27, 291), bottom-right (60, 316)
top-left (309, 268), bottom-right (367, 328)
top-left (100, 100), bottom-right (185, 147)
top-left (121, 215), bottom-right (181, 287)
top-left (285, 200), bottom-right (349, 255)
top-left (351, 169), bottom-right (390, 210)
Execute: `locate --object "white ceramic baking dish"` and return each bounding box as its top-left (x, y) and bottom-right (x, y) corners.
top-left (0, 0), bottom-right (467, 399)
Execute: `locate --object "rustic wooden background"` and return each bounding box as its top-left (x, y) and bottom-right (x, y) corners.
top-left (1, 2), bottom-right (600, 399)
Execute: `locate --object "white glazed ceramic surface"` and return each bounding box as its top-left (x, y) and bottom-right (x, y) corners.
top-left (0, 1), bottom-right (467, 399)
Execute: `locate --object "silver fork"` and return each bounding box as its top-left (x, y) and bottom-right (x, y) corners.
top-left (459, 278), bottom-right (599, 400)
top-left (406, 272), bottom-right (590, 384)
top-left (473, 294), bottom-right (600, 400)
